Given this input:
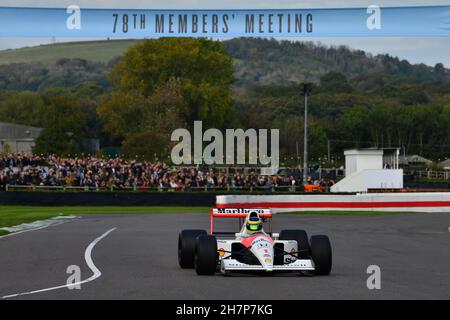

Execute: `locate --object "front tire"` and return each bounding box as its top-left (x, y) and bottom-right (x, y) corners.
top-left (178, 229), bottom-right (207, 268)
top-left (195, 235), bottom-right (218, 275)
top-left (279, 229), bottom-right (310, 259)
top-left (310, 235), bottom-right (332, 275)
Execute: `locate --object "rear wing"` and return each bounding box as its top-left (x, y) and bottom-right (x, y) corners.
top-left (209, 208), bottom-right (273, 235)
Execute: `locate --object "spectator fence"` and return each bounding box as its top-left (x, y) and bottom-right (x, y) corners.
top-left (5, 184), bottom-right (321, 193)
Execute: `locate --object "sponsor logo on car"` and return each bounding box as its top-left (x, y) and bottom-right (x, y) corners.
top-left (252, 238), bottom-right (271, 249)
top-left (285, 257), bottom-right (296, 263)
top-left (216, 208), bottom-right (268, 214)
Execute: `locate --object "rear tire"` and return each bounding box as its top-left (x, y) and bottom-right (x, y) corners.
top-left (310, 235), bottom-right (332, 275)
top-left (279, 229), bottom-right (310, 259)
top-left (178, 229), bottom-right (207, 268)
top-left (195, 235), bottom-right (218, 275)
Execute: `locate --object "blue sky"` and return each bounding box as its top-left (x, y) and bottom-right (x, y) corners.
top-left (1, 0), bottom-right (450, 67)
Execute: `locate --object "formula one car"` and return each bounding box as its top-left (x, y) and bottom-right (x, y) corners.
top-left (178, 208), bottom-right (332, 275)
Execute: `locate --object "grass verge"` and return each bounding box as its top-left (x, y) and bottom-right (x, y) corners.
top-left (0, 230), bottom-right (10, 236)
top-left (0, 206), bottom-right (209, 229)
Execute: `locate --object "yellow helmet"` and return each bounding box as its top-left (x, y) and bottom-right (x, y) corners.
top-left (246, 212), bottom-right (263, 233)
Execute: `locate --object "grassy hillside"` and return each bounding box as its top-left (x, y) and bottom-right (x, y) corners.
top-left (0, 38), bottom-right (448, 89)
top-left (2, 38), bottom-right (448, 88)
top-left (0, 39), bottom-right (140, 65)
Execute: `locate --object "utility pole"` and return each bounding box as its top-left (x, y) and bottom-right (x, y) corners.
top-left (301, 83), bottom-right (312, 183)
top-left (327, 139), bottom-right (331, 163)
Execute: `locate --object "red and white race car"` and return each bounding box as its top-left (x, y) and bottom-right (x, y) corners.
top-left (178, 208), bottom-right (332, 275)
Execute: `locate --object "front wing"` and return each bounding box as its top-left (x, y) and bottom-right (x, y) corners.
top-left (220, 258), bottom-right (315, 272)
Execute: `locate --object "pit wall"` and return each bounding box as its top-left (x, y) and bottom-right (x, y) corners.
top-left (216, 193), bottom-right (450, 213)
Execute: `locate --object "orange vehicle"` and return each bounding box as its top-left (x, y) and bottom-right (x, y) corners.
top-left (303, 184), bottom-right (323, 193)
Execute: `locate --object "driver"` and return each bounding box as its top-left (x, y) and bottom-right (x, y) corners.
top-left (240, 211), bottom-right (266, 237)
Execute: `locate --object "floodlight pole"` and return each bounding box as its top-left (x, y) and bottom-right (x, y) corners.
top-left (302, 83), bottom-right (312, 183)
top-left (303, 92), bottom-right (308, 183)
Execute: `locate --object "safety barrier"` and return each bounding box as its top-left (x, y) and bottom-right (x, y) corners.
top-left (0, 191), bottom-right (217, 206)
top-left (216, 193), bottom-right (450, 213)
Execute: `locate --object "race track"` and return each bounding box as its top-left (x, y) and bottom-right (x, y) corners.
top-left (0, 212), bottom-right (449, 299)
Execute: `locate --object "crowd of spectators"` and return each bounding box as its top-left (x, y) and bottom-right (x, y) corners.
top-left (0, 153), bottom-right (335, 192)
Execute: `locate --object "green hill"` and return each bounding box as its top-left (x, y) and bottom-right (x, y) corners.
top-left (0, 38), bottom-right (448, 90)
top-left (0, 39), bottom-right (139, 65)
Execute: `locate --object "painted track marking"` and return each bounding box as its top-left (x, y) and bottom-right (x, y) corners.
top-left (0, 216), bottom-right (80, 240)
top-left (1, 227), bottom-right (117, 299)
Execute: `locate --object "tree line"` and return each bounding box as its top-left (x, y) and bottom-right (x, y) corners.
top-left (0, 38), bottom-right (449, 163)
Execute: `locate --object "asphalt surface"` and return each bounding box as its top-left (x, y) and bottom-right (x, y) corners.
top-left (0, 212), bottom-right (449, 299)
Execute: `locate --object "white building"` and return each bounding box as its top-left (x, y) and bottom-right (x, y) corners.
top-left (331, 148), bottom-right (403, 193)
top-left (0, 122), bottom-right (100, 154)
top-left (0, 122), bottom-right (43, 153)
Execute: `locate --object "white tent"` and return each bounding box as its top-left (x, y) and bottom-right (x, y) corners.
top-left (438, 158), bottom-right (450, 170)
top-left (398, 154), bottom-right (433, 166)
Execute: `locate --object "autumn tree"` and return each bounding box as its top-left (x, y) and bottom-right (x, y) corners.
top-left (98, 38), bottom-right (235, 158)
top-left (33, 95), bottom-right (86, 155)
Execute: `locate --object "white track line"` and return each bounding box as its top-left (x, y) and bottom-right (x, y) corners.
top-left (1, 227), bottom-right (117, 299)
top-left (0, 216), bottom-right (80, 240)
